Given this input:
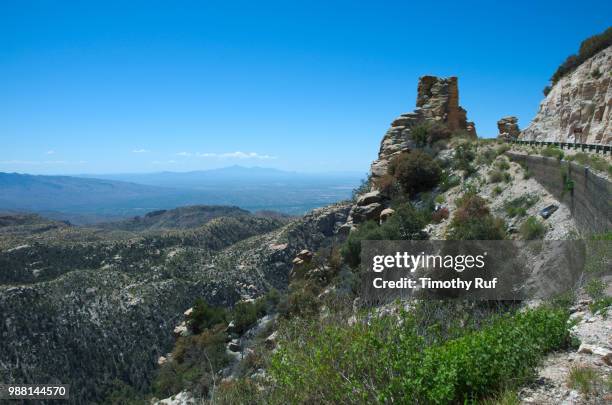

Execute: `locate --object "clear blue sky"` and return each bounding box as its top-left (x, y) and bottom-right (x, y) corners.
top-left (1, 1), bottom-right (609, 175)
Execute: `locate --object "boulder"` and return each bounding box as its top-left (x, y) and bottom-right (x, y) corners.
top-left (336, 223), bottom-right (352, 235)
top-left (264, 331), bottom-right (279, 349)
top-left (578, 343), bottom-right (612, 365)
top-left (290, 249), bottom-right (314, 279)
top-left (350, 203), bottom-right (384, 223)
top-left (297, 249), bottom-right (313, 261)
top-left (173, 321), bottom-right (191, 338)
top-left (356, 191), bottom-right (382, 206)
top-left (227, 339), bottom-right (241, 352)
top-left (379, 208), bottom-right (395, 223)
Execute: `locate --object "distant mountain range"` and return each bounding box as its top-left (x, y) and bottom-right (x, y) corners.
top-left (0, 167), bottom-right (363, 224)
top-left (81, 165), bottom-right (363, 188)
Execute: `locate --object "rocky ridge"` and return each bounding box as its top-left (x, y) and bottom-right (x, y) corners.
top-left (520, 46), bottom-right (611, 145)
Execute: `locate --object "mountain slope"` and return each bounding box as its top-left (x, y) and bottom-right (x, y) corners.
top-left (520, 45), bottom-right (611, 144)
top-left (0, 198), bottom-right (354, 404)
top-left (96, 205), bottom-right (251, 232)
top-left (0, 209), bottom-right (287, 403)
top-left (0, 172), bottom-right (187, 212)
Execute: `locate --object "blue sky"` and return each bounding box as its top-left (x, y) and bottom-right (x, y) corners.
top-left (1, 1), bottom-right (610, 175)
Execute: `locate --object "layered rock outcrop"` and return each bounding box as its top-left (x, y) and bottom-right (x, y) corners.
top-left (370, 76), bottom-right (476, 178)
top-left (520, 46), bottom-right (611, 145)
top-left (497, 116), bottom-right (520, 141)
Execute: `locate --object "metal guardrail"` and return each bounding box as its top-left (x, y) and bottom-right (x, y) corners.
top-left (507, 139), bottom-right (611, 155)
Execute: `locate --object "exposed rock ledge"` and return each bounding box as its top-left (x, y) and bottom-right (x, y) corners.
top-left (520, 46), bottom-right (611, 145)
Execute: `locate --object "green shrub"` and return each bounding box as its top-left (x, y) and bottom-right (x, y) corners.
top-left (561, 167), bottom-right (575, 195)
top-left (584, 278), bottom-right (612, 316)
top-left (341, 203), bottom-right (427, 267)
top-left (187, 299), bottom-right (228, 334)
top-left (589, 296), bottom-right (612, 316)
top-left (567, 366), bottom-right (600, 396)
top-left (495, 144), bottom-right (511, 156)
top-left (409, 122), bottom-right (452, 147)
top-left (341, 221), bottom-right (384, 268)
top-left (411, 124), bottom-right (429, 146)
top-left (520, 216), bottom-right (546, 240)
top-left (233, 299), bottom-right (267, 334)
top-left (541, 146), bottom-right (564, 161)
top-left (384, 203), bottom-right (428, 239)
top-left (439, 172), bottom-right (461, 191)
top-left (215, 378), bottom-right (262, 404)
top-left (278, 279), bottom-right (320, 318)
top-left (503, 194), bottom-right (539, 218)
top-left (523, 166), bottom-right (532, 179)
top-left (585, 278), bottom-right (605, 300)
top-left (104, 379), bottom-right (146, 405)
top-left (476, 148), bottom-right (497, 166)
top-left (389, 150), bottom-right (442, 196)
top-left (481, 389), bottom-right (520, 405)
top-left (372, 173), bottom-right (400, 197)
top-left (495, 159), bottom-right (510, 170)
top-left (569, 152), bottom-right (612, 174)
top-left (488, 169), bottom-right (504, 183)
top-left (447, 193), bottom-right (506, 240)
top-left (269, 306), bottom-right (570, 404)
top-left (351, 175), bottom-right (372, 201)
top-left (454, 143), bottom-right (477, 177)
top-left (448, 215), bottom-right (506, 240)
top-left (492, 185), bottom-right (503, 196)
top-left (154, 325), bottom-right (230, 399)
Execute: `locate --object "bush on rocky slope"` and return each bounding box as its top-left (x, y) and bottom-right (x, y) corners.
top-left (447, 192), bottom-right (506, 240)
top-left (341, 202), bottom-right (427, 267)
top-left (268, 306), bottom-right (570, 404)
top-left (388, 150), bottom-right (442, 196)
top-left (519, 216), bottom-right (547, 240)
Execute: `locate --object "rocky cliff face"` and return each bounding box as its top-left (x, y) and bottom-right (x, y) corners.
top-left (521, 46), bottom-right (611, 145)
top-left (370, 76), bottom-right (476, 178)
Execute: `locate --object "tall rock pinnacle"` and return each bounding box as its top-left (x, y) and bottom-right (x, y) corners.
top-left (370, 76), bottom-right (476, 178)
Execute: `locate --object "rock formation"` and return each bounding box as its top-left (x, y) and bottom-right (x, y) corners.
top-left (497, 116), bottom-right (520, 141)
top-left (370, 76), bottom-right (476, 178)
top-left (520, 46), bottom-right (611, 145)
